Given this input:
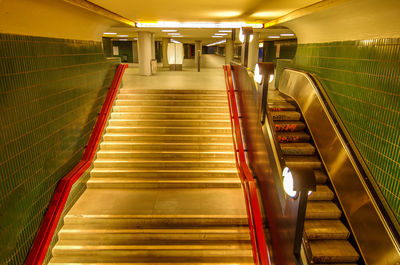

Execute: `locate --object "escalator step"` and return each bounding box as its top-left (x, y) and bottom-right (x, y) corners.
top-left (309, 240), bottom-right (360, 263)
top-left (270, 111), bottom-right (301, 121)
top-left (305, 220), bottom-right (350, 240)
top-left (308, 185), bottom-right (334, 201)
top-left (276, 132), bottom-right (310, 143)
top-left (273, 121), bottom-right (306, 132)
top-left (314, 170), bottom-right (328, 184)
top-left (119, 88), bottom-right (227, 95)
top-left (306, 201), bottom-right (342, 219)
top-left (285, 156), bottom-right (322, 169)
top-left (268, 102), bottom-right (296, 111)
top-left (280, 143), bottom-right (315, 156)
top-left (118, 94), bottom-right (228, 100)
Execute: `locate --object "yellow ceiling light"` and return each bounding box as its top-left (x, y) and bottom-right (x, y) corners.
top-left (161, 29), bottom-right (178, 32)
top-left (136, 21), bottom-right (263, 28)
top-left (251, 11), bottom-right (288, 18)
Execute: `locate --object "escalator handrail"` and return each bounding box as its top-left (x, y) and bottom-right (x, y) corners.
top-left (24, 64), bottom-right (128, 265)
top-left (223, 65), bottom-right (271, 265)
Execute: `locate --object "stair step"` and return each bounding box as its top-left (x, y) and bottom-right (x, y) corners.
top-left (100, 142), bottom-right (234, 151)
top-left (119, 88), bottom-right (227, 95)
top-left (309, 240), bottom-right (360, 263)
top-left (64, 215), bottom-right (249, 228)
top-left (284, 156), bottom-right (322, 169)
top-left (87, 178), bottom-right (241, 189)
top-left (273, 121), bottom-right (306, 132)
top-left (102, 134), bottom-right (233, 143)
top-left (58, 227), bottom-right (251, 242)
top-left (306, 201), bottom-right (342, 219)
top-left (115, 99), bottom-right (228, 107)
top-left (276, 132), bottom-right (310, 143)
top-left (93, 160), bottom-right (236, 169)
top-left (305, 220), bottom-right (350, 240)
top-left (111, 112), bottom-right (230, 120)
top-left (280, 143), bottom-right (315, 156)
top-left (90, 169), bottom-right (238, 179)
top-left (108, 119), bottom-right (231, 127)
top-left (268, 102), bottom-right (296, 111)
top-left (113, 106), bottom-right (230, 114)
top-left (106, 126), bottom-right (232, 135)
top-left (96, 150), bottom-right (235, 160)
top-left (118, 94), bottom-right (227, 100)
top-left (308, 185), bottom-right (335, 201)
top-left (270, 111), bottom-right (301, 121)
top-left (314, 170), bottom-right (328, 184)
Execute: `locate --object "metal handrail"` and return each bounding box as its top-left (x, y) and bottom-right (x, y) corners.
top-left (223, 65), bottom-right (271, 265)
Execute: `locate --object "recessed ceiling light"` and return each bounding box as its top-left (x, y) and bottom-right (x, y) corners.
top-left (117, 35), bottom-right (128, 37)
top-left (103, 32), bottom-right (117, 35)
top-left (173, 36), bottom-right (183, 37)
top-left (162, 29), bottom-right (178, 32)
top-left (118, 39), bottom-right (128, 41)
top-left (218, 30), bottom-right (232, 33)
top-left (268, 36), bottom-right (280, 39)
top-left (280, 33), bottom-right (295, 37)
top-left (212, 35), bottom-right (223, 38)
top-left (214, 33), bottom-right (228, 36)
top-left (207, 39), bottom-right (227, 47)
top-left (168, 32), bottom-right (181, 35)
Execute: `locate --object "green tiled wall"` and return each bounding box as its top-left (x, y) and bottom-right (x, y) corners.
top-left (0, 33), bottom-right (119, 264)
top-left (276, 38), bottom-right (400, 224)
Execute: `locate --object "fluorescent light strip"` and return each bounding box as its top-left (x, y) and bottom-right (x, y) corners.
top-left (207, 39), bottom-right (227, 47)
top-left (136, 21), bottom-right (263, 28)
top-left (171, 39), bottom-right (181, 43)
top-left (162, 29), bottom-right (178, 32)
top-left (117, 35), bottom-right (128, 37)
top-left (168, 32), bottom-right (181, 35)
top-left (118, 39), bottom-right (128, 41)
top-left (214, 33), bottom-right (228, 36)
top-left (212, 36), bottom-right (223, 38)
top-left (218, 30), bottom-right (232, 33)
top-left (268, 36), bottom-right (280, 39)
top-left (280, 33), bottom-right (295, 36)
top-left (103, 32), bottom-right (117, 35)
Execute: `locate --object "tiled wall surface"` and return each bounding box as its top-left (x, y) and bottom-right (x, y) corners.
top-left (0, 33), bottom-right (118, 264)
top-left (276, 38), bottom-right (400, 224)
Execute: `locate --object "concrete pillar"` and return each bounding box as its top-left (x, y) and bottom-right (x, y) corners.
top-left (195, 40), bottom-right (202, 65)
top-left (248, 32), bottom-right (259, 71)
top-left (151, 33), bottom-right (156, 60)
top-left (225, 38), bottom-right (234, 65)
top-left (138, 31), bottom-right (152, 76)
top-left (132, 41), bottom-right (138, 63)
top-left (162, 38), bottom-right (170, 68)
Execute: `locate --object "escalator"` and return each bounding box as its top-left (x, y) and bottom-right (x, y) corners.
top-left (47, 86), bottom-right (256, 264)
top-left (268, 90), bottom-right (360, 264)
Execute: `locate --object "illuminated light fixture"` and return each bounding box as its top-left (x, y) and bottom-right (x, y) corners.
top-left (171, 38), bottom-right (181, 43)
top-left (117, 35), bottom-right (128, 37)
top-left (103, 32), bottom-right (117, 35)
top-left (269, 74), bottom-right (274, 83)
top-left (254, 64), bottom-right (263, 84)
top-left (214, 33), bottom-right (228, 36)
top-left (282, 167), bottom-right (298, 198)
top-left (133, 38), bottom-right (138, 40)
top-left (259, 42), bottom-right (264, 48)
top-left (162, 29), bottom-right (178, 32)
top-left (280, 33), bottom-right (295, 37)
top-left (207, 39), bottom-right (226, 47)
top-left (136, 21), bottom-right (263, 28)
top-left (268, 36), bottom-right (280, 39)
top-left (173, 35), bottom-right (183, 37)
top-left (212, 35), bottom-right (223, 38)
top-left (218, 30), bottom-right (232, 33)
top-left (168, 32), bottom-right (181, 35)
top-left (118, 39), bottom-right (129, 41)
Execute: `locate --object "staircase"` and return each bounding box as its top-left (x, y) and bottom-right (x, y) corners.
top-left (48, 87), bottom-right (254, 264)
top-left (268, 91), bottom-right (360, 264)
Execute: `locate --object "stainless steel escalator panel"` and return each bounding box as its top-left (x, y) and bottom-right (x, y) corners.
top-left (278, 69), bottom-right (400, 265)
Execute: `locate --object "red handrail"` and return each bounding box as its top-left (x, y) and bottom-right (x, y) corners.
top-left (223, 65), bottom-right (271, 265)
top-left (25, 64), bottom-right (128, 265)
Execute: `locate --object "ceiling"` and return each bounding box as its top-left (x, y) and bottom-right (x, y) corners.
top-left (93, 0), bottom-right (322, 43)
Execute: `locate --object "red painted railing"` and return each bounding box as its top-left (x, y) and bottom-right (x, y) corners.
top-left (223, 65), bottom-right (271, 265)
top-left (25, 64), bottom-right (128, 265)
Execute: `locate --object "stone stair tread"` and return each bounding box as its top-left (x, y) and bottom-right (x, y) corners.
top-left (305, 220), bottom-right (350, 240)
top-left (306, 201), bottom-right (342, 219)
top-left (309, 240), bottom-right (360, 263)
top-left (308, 185), bottom-right (335, 201)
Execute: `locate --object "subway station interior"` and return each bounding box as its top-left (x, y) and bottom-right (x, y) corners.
top-left (0, 0), bottom-right (400, 265)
